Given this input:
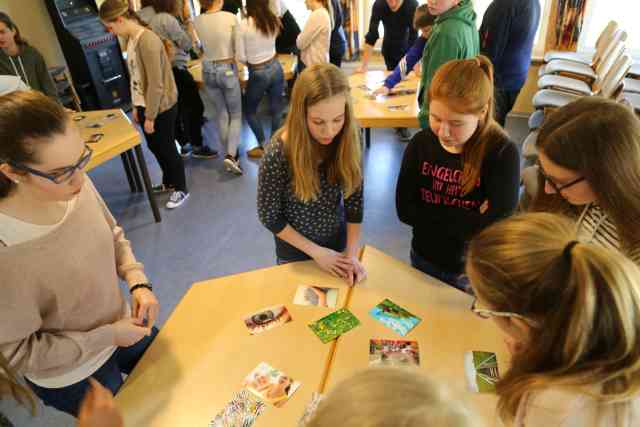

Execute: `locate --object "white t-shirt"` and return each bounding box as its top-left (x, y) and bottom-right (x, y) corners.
top-left (296, 7), bottom-right (331, 66)
top-left (0, 75), bottom-right (28, 96)
top-left (237, 17), bottom-right (277, 65)
top-left (194, 11), bottom-right (239, 62)
top-left (126, 29), bottom-right (146, 108)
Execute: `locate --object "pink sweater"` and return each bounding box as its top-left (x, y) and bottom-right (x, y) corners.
top-left (0, 178), bottom-right (147, 380)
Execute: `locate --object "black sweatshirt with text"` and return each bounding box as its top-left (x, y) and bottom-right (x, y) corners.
top-left (396, 128), bottom-right (520, 273)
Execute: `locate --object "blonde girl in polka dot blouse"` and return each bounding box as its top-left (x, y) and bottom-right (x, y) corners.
top-left (257, 63), bottom-right (366, 285)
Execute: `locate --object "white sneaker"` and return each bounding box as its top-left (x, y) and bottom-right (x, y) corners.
top-left (166, 191), bottom-right (189, 209)
top-left (224, 156), bottom-right (243, 175)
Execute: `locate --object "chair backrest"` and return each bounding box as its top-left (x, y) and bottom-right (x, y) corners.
top-left (594, 29), bottom-right (627, 68)
top-left (595, 21), bottom-right (619, 52)
top-left (600, 53), bottom-right (632, 99)
top-left (594, 39), bottom-right (626, 85)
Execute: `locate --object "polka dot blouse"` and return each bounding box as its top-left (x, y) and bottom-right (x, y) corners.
top-left (257, 138), bottom-right (364, 244)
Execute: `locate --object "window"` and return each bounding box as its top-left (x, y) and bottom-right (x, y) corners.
top-left (578, 0), bottom-right (640, 57)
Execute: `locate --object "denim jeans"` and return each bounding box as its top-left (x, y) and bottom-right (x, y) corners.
top-left (202, 62), bottom-right (242, 157)
top-left (410, 249), bottom-right (470, 292)
top-left (244, 59), bottom-right (285, 146)
top-left (26, 327), bottom-right (159, 418)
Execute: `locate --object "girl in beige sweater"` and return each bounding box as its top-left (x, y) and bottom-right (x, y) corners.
top-left (0, 90), bottom-right (159, 418)
top-left (467, 212), bottom-right (640, 427)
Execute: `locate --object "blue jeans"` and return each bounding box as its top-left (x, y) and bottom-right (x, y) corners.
top-left (244, 59), bottom-right (285, 146)
top-left (26, 327), bottom-right (159, 417)
top-left (410, 250), bottom-right (470, 292)
top-left (203, 62), bottom-right (242, 157)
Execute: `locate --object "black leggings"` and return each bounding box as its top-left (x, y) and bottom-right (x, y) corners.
top-left (138, 105), bottom-right (187, 192)
top-left (172, 67), bottom-right (205, 148)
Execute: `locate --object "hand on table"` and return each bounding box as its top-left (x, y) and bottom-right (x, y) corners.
top-left (132, 287), bottom-right (159, 329)
top-left (343, 255), bottom-right (367, 286)
top-left (144, 119), bottom-right (155, 134)
top-left (312, 247), bottom-right (354, 281)
top-left (77, 378), bottom-right (123, 427)
top-left (354, 64), bottom-right (367, 74)
top-left (112, 317), bottom-right (151, 347)
top-left (412, 62), bottom-right (422, 77)
top-left (372, 86), bottom-right (390, 96)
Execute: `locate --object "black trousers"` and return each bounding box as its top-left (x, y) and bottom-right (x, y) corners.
top-left (330, 51), bottom-right (343, 68)
top-left (137, 104), bottom-right (187, 192)
top-left (172, 66), bottom-right (205, 148)
top-left (494, 87), bottom-right (521, 127)
top-left (383, 50), bottom-right (404, 71)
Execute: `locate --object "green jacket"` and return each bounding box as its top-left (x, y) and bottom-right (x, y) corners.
top-left (417, 0), bottom-right (479, 128)
top-left (0, 44), bottom-right (57, 99)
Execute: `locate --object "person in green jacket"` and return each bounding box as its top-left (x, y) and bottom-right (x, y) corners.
top-left (417, 0), bottom-right (479, 129)
top-left (0, 12), bottom-right (57, 100)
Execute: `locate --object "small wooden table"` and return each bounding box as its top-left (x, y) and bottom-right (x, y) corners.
top-left (349, 71), bottom-right (421, 147)
top-left (74, 109), bottom-right (161, 223)
top-left (115, 246), bottom-right (507, 426)
top-left (188, 54), bottom-right (298, 87)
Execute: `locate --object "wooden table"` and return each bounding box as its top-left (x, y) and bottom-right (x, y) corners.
top-left (324, 246), bottom-right (508, 425)
top-left (188, 54), bottom-right (298, 87)
top-left (74, 109), bottom-right (161, 223)
top-left (349, 71), bottom-right (421, 147)
top-left (115, 246), bottom-right (507, 426)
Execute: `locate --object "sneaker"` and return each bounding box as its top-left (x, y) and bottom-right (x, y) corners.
top-left (180, 145), bottom-right (193, 158)
top-left (224, 155), bottom-right (243, 175)
top-left (247, 146), bottom-right (265, 158)
top-left (192, 146), bottom-right (218, 159)
top-left (166, 191), bottom-right (189, 209)
top-left (152, 184), bottom-right (175, 194)
top-left (395, 128), bottom-right (411, 141)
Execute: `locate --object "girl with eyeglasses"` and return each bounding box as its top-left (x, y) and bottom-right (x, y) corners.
top-left (528, 97), bottom-right (640, 265)
top-left (466, 212), bottom-right (640, 427)
top-left (0, 91), bottom-right (159, 418)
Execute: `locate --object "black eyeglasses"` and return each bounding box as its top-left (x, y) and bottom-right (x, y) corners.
top-left (9, 144), bottom-right (93, 184)
top-left (536, 161), bottom-right (585, 193)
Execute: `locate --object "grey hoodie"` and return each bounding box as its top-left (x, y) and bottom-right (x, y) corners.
top-left (0, 44), bottom-right (57, 99)
top-left (138, 6), bottom-right (193, 68)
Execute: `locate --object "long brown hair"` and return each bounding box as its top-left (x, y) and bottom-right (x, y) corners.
top-left (276, 63), bottom-right (362, 202)
top-left (0, 353), bottom-right (36, 415)
top-left (245, 0), bottom-right (281, 37)
top-left (0, 90), bottom-right (68, 198)
top-left (0, 12), bottom-right (27, 48)
top-left (532, 97), bottom-right (640, 256)
top-left (467, 212), bottom-right (640, 425)
top-left (428, 56), bottom-right (506, 195)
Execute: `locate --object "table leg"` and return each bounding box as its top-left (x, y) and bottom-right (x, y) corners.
top-left (365, 128), bottom-right (371, 148)
top-left (120, 153), bottom-right (139, 193)
top-left (126, 150), bottom-right (143, 193)
top-left (132, 145), bottom-right (162, 223)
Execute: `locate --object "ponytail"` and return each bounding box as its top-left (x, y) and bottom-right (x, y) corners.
top-left (0, 353), bottom-right (36, 415)
top-left (466, 212), bottom-right (640, 424)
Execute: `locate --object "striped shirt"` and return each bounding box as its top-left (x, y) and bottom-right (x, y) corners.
top-left (577, 203), bottom-right (640, 265)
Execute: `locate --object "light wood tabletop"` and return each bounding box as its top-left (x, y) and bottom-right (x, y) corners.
top-left (73, 109), bottom-right (161, 222)
top-left (72, 109), bottom-right (140, 172)
top-left (115, 261), bottom-right (352, 427)
top-left (349, 71), bottom-right (421, 129)
top-left (188, 54), bottom-right (298, 87)
top-left (324, 246), bottom-right (508, 426)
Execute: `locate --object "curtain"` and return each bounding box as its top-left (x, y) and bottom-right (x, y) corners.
top-left (553, 0), bottom-right (588, 50)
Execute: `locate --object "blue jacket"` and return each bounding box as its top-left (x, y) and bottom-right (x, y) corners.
top-left (330, 0), bottom-right (347, 58)
top-left (384, 36), bottom-right (427, 89)
top-left (480, 0), bottom-right (541, 90)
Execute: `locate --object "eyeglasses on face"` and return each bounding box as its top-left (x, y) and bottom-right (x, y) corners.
top-left (536, 161), bottom-right (585, 193)
top-left (8, 144), bottom-right (93, 184)
top-left (470, 298), bottom-right (539, 327)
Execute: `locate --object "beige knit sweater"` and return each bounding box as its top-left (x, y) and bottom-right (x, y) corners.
top-left (0, 178), bottom-right (147, 380)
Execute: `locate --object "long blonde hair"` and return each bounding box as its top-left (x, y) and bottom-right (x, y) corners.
top-left (0, 353), bottom-right (36, 415)
top-left (466, 212), bottom-right (640, 425)
top-left (277, 63), bottom-right (362, 202)
top-left (532, 97), bottom-right (640, 256)
top-left (428, 56), bottom-right (507, 195)
top-left (306, 368), bottom-right (481, 427)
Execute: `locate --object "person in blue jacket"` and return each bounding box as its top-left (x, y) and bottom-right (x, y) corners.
top-left (373, 5), bottom-right (434, 97)
top-left (329, 0), bottom-right (347, 67)
top-left (479, 0), bottom-right (540, 126)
